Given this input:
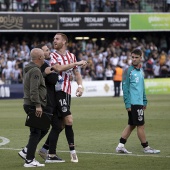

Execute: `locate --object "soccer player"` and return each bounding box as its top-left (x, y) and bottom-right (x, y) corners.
top-left (38, 37), bottom-right (86, 163)
top-left (115, 49), bottom-right (160, 154)
top-left (39, 43), bottom-right (86, 163)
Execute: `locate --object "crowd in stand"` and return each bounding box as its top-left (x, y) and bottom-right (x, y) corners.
top-left (0, 0), bottom-right (168, 12)
top-left (0, 1), bottom-right (169, 85)
top-left (0, 33), bottom-right (170, 85)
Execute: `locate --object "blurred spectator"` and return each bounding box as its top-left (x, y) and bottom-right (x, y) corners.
top-left (0, 54), bottom-right (6, 78)
top-left (69, 0), bottom-right (77, 12)
top-left (4, 0), bottom-right (10, 11)
top-left (121, 0), bottom-right (126, 9)
top-left (145, 55), bottom-right (154, 78)
top-left (30, 0), bottom-right (39, 11)
top-left (80, 0), bottom-right (89, 12)
top-left (166, 54), bottom-right (170, 75)
top-left (89, 0), bottom-right (96, 12)
top-left (6, 57), bottom-right (15, 70)
top-left (50, 0), bottom-right (69, 12)
top-left (104, 0), bottom-right (111, 12)
top-left (160, 64), bottom-right (169, 77)
top-left (105, 64), bottom-right (113, 80)
top-left (144, 44), bottom-right (151, 60)
top-left (20, 40), bottom-right (30, 60)
top-left (16, 0), bottom-right (23, 11)
top-left (160, 36), bottom-right (168, 52)
top-left (119, 51), bottom-right (128, 68)
top-left (2, 65), bottom-right (12, 84)
top-left (38, 0), bottom-right (43, 11)
top-left (96, 62), bottom-right (104, 80)
top-left (159, 51), bottom-right (167, 66)
top-left (49, 0), bottom-right (57, 11)
top-left (110, 53), bottom-right (119, 69)
top-left (0, 0), bottom-right (2, 11)
top-left (22, 0), bottom-right (29, 11)
top-left (11, 64), bottom-right (23, 84)
top-left (110, 0), bottom-right (119, 12)
top-left (166, 0), bottom-right (170, 12)
top-left (153, 61), bottom-right (160, 78)
top-left (97, 0), bottom-right (105, 12)
top-left (127, 0), bottom-right (137, 9)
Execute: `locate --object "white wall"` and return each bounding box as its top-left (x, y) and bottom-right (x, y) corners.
top-left (71, 80), bottom-right (123, 97)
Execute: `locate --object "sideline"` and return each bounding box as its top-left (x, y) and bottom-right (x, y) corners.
top-left (0, 136), bottom-right (10, 146)
top-left (0, 147), bottom-right (169, 158)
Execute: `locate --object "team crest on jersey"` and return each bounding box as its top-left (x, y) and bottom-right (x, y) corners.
top-left (62, 106), bottom-right (67, 112)
top-left (138, 116), bottom-right (143, 121)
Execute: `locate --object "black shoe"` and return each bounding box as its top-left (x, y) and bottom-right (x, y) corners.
top-left (45, 155), bottom-right (65, 163)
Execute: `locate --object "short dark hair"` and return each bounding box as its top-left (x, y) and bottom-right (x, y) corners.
top-left (131, 49), bottom-right (142, 56)
top-left (36, 43), bottom-right (46, 49)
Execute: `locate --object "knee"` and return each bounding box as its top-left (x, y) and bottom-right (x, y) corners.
top-left (137, 125), bottom-right (145, 130)
top-left (65, 115), bottom-right (73, 125)
top-left (130, 125), bottom-right (136, 131)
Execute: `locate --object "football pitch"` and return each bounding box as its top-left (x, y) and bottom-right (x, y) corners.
top-left (0, 95), bottom-right (170, 170)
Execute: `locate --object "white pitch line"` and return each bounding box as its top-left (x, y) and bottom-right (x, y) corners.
top-left (0, 147), bottom-right (169, 158)
top-left (0, 137), bottom-right (10, 146)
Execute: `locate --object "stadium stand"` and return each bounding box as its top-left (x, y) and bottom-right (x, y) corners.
top-left (0, 31), bottom-right (170, 84)
top-left (0, 0), bottom-right (167, 13)
top-left (0, 0), bottom-right (170, 84)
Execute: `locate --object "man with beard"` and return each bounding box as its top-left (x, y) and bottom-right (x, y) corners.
top-left (39, 33), bottom-right (84, 163)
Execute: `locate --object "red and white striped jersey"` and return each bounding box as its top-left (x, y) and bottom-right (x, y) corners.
top-left (49, 50), bottom-right (77, 95)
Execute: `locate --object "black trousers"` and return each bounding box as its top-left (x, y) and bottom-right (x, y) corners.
top-left (114, 81), bottom-right (121, 97)
top-left (24, 104), bottom-right (49, 160)
top-left (26, 127), bottom-right (48, 160)
top-left (48, 113), bottom-right (64, 154)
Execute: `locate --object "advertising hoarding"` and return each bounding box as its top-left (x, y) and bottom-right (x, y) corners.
top-left (130, 13), bottom-right (170, 31)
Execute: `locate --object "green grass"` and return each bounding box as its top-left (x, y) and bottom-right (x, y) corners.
top-left (0, 95), bottom-right (170, 170)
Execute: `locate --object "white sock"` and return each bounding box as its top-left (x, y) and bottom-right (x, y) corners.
top-left (24, 147), bottom-right (27, 152)
top-left (70, 150), bottom-right (76, 154)
top-left (118, 143), bottom-right (124, 147)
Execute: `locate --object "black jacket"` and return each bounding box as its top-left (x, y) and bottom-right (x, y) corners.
top-left (40, 62), bottom-right (58, 109)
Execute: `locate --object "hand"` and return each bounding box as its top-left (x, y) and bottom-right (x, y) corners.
top-left (35, 106), bottom-right (43, 117)
top-left (143, 106), bottom-right (147, 110)
top-left (76, 87), bottom-right (83, 97)
top-left (126, 108), bottom-right (131, 111)
top-left (76, 60), bottom-right (88, 67)
top-left (45, 67), bottom-right (54, 75)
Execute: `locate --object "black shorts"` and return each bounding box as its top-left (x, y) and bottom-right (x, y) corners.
top-left (128, 105), bottom-right (145, 126)
top-left (55, 91), bottom-right (71, 118)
